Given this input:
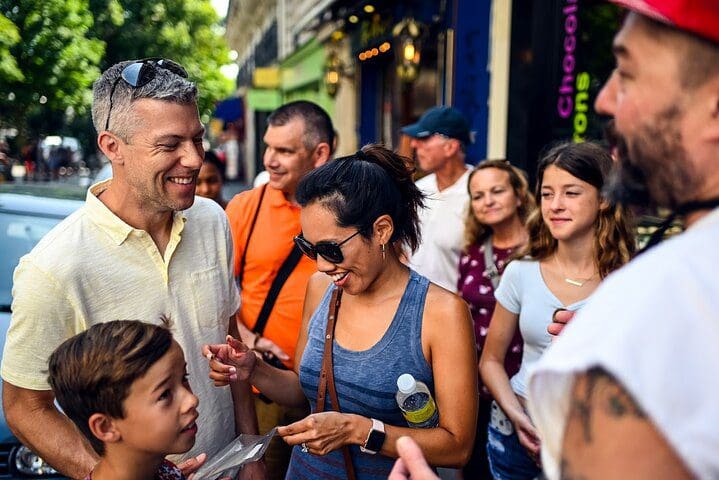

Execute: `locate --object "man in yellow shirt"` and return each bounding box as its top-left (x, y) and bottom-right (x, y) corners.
top-left (1, 59), bottom-right (262, 479)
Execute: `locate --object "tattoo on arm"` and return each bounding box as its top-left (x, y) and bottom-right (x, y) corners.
top-left (570, 367), bottom-right (646, 444)
top-left (561, 367), bottom-right (649, 479)
top-left (560, 458), bottom-right (588, 480)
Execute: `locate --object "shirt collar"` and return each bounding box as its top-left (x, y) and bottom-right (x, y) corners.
top-left (267, 184), bottom-right (301, 210)
top-left (86, 179), bottom-right (187, 245)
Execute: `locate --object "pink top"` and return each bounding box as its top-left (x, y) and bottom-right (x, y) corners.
top-left (458, 242), bottom-right (524, 399)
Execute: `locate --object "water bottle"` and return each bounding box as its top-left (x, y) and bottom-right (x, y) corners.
top-left (396, 373), bottom-right (439, 428)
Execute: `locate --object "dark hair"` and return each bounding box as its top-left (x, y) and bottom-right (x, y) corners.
top-left (296, 144), bottom-right (425, 252)
top-left (523, 141), bottom-right (635, 277)
top-left (268, 100), bottom-right (335, 154)
top-left (203, 150), bottom-right (225, 180)
top-left (48, 320), bottom-right (173, 455)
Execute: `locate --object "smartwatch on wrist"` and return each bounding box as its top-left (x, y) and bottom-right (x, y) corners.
top-left (360, 418), bottom-right (386, 454)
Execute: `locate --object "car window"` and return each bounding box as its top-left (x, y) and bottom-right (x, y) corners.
top-left (0, 212), bottom-right (62, 309)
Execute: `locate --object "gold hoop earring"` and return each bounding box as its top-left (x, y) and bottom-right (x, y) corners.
top-left (381, 243), bottom-right (386, 260)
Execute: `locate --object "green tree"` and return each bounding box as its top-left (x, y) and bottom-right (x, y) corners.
top-left (0, 12), bottom-right (22, 83)
top-left (89, 0), bottom-right (234, 121)
top-left (0, 0), bottom-right (104, 140)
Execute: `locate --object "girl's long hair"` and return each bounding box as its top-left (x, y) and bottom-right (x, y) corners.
top-left (522, 141), bottom-right (635, 278)
top-left (463, 159), bottom-right (536, 250)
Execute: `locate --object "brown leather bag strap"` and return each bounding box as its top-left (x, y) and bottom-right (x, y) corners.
top-left (315, 288), bottom-right (356, 480)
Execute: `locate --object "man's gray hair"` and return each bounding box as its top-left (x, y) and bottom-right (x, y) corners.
top-left (91, 59), bottom-right (198, 141)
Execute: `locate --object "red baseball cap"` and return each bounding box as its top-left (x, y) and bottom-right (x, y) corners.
top-left (610, 0), bottom-right (719, 44)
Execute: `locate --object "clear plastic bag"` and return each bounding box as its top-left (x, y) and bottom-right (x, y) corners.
top-left (192, 428), bottom-right (277, 480)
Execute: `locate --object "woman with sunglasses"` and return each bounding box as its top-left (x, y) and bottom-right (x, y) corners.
top-left (458, 159), bottom-right (536, 480)
top-left (205, 144), bottom-right (478, 479)
top-left (479, 141), bottom-right (635, 479)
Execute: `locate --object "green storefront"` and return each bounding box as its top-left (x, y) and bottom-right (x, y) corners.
top-left (279, 38), bottom-right (334, 116)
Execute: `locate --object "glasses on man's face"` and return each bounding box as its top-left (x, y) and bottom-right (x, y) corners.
top-left (104, 58), bottom-right (188, 132)
top-left (293, 230), bottom-right (361, 264)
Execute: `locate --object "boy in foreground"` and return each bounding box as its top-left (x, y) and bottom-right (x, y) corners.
top-left (48, 320), bottom-right (199, 480)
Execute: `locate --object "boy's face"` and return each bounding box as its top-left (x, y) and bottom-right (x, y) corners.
top-left (114, 340), bottom-right (199, 455)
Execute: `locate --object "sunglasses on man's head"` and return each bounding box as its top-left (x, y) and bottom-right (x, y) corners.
top-left (293, 230), bottom-right (361, 264)
top-left (104, 58), bottom-right (188, 132)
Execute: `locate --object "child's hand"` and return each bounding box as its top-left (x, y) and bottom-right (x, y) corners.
top-left (202, 335), bottom-right (257, 386)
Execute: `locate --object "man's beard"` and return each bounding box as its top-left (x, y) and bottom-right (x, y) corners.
top-left (603, 107), bottom-right (699, 210)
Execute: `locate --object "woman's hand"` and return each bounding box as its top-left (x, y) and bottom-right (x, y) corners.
top-left (277, 412), bottom-right (356, 456)
top-left (510, 410), bottom-right (541, 461)
top-left (202, 335), bottom-right (257, 386)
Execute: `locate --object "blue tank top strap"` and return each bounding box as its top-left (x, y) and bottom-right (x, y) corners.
top-left (292, 269), bottom-right (434, 479)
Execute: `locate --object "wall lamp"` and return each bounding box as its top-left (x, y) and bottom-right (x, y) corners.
top-left (392, 18), bottom-right (424, 83)
top-left (324, 49), bottom-right (354, 98)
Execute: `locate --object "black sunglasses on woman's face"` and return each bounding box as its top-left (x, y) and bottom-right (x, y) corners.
top-left (104, 58), bottom-right (188, 132)
top-left (293, 230), bottom-right (361, 264)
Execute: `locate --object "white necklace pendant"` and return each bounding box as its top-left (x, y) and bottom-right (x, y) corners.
top-left (564, 278), bottom-right (584, 287)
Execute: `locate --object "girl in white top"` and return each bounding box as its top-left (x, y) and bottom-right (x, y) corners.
top-left (479, 141), bottom-right (635, 479)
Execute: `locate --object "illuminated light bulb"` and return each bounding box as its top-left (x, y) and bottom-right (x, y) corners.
top-left (403, 43), bottom-right (415, 61)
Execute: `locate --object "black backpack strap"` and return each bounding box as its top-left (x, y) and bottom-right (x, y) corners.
top-left (252, 243), bottom-right (303, 336)
top-left (237, 183), bottom-right (267, 288)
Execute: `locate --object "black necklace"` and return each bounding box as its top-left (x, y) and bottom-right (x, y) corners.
top-left (639, 198), bottom-right (719, 254)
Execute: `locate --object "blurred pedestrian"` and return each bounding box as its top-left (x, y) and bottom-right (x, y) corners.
top-left (480, 141), bottom-right (634, 479)
top-left (529, 2), bottom-right (719, 479)
top-left (206, 144), bottom-right (478, 479)
top-left (458, 159), bottom-right (536, 479)
top-left (1, 58), bottom-right (262, 480)
top-left (21, 139), bottom-right (38, 180)
top-left (0, 140), bottom-right (14, 183)
top-left (197, 150), bottom-right (227, 208)
top-left (224, 100), bottom-right (334, 480)
top-left (402, 106), bottom-right (472, 292)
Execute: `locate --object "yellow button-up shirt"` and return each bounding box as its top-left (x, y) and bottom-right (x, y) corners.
top-left (1, 180), bottom-right (240, 460)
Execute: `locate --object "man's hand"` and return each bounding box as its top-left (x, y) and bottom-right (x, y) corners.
top-left (235, 320), bottom-right (289, 363)
top-left (203, 335), bottom-right (257, 386)
top-left (548, 309), bottom-right (576, 339)
top-left (388, 436), bottom-right (439, 480)
top-left (253, 335), bottom-right (289, 363)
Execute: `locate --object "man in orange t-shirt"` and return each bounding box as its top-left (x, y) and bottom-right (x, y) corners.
top-left (225, 100), bottom-right (334, 480)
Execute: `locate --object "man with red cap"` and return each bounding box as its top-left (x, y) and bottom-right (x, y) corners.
top-left (527, 1), bottom-right (719, 479)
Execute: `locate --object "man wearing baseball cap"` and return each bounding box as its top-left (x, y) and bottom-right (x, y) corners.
top-left (527, 2), bottom-right (719, 479)
top-left (401, 106), bottom-right (472, 292)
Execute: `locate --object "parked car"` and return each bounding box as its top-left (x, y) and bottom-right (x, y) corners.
top-left (0, 184), bottom-right (84, 478)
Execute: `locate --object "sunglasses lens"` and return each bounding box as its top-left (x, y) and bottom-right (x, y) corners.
top-left (316, 245), bottom-right (343, 264)
top-left (120, 58), bottom-right (187, 90)
top-left (294, 236), bottom-right (316, 259)
top-left (121, 61), bottom-right (156, 88)
top-left (157, 59), bottom-right (188, 78)
top-left (120, 62), bottom-right (143, 86)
